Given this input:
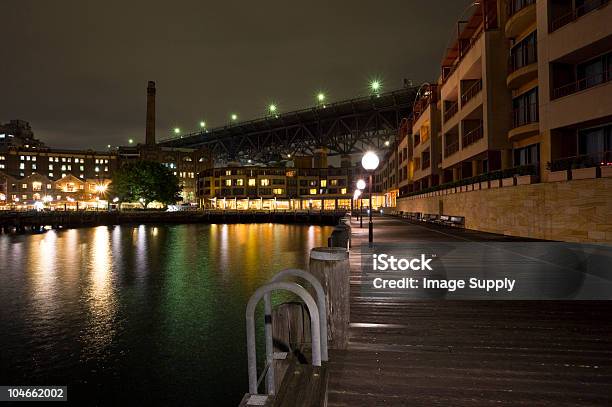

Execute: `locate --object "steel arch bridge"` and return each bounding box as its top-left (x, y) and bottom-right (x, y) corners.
top-left (158, 87), bottom-right (417, 162)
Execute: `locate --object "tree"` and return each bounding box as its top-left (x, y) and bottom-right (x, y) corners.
top-left (111, 161), bottom-right (181, 208)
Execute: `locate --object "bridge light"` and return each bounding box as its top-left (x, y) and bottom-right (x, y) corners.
top-left (370, 80), bottom-right (381, 93)
top-left (231, 114), bottom-right (238, 121)
top-left (269, 104), bottom-right (277, 113)
top-left (287, 154), bottom-right (291, 158)
top-left (247, 159), bottom-right (252, 163)
top-left (317, 92), bottom-right (325, 103)
top-left (174, 127), bottom-right (181, 134)
top-left (199, 121), bottom-right (206, 128)
top-left (128, 138), bottom-right (134, 144)
top-left (107, 144), bottom-right (111, 148)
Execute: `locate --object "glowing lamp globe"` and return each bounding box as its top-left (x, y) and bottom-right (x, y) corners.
top-left (356, 179), bottom-right (366, 190)
top-left (361, 151), bottom-right (380, 171)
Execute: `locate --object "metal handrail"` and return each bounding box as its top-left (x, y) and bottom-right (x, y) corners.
top-left (245, 281), bottom-right (321, 396)
top-left (266, 269), bottom-right (328, 362)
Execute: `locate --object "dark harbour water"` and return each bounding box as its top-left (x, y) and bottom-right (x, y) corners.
top-left (0, 223), bottom-right (333, 406)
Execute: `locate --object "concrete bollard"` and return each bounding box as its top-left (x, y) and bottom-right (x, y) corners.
top-left (309, 247), bottom-right (350, 349)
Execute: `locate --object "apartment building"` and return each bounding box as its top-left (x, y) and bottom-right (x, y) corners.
top-left (196, 166), bottom-right (378, 210)
top-left (439, 0), bottom-right (514, 182)
top-left (373, 0), bottom-right (611, 201)
top-left (536, 0), bottom-right (612, 179)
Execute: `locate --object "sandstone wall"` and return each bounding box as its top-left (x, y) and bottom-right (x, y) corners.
top-left (396, 178), bottom-right (612, 242)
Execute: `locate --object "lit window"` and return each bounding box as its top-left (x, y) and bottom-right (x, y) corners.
top-left (330, 179), bottom-right (338, 186)
top-left (273, 188), bottom-right (283, 195)
top-left (49, 164), bottom-right (53, 170)
top-left (32, 164), bottom-right (37, 169)
top-left (61, 157), bottom-right (66, 162)
top-left (309, 188), bottom-right (317, 195)
top-left (47, 184), bottom-right (52, 189)
top-left (20, 156), bottom-right (24, 160)
top-left (225, 170), bottom-right (232, 176)
top-left (341, 188), bottom-right (347, 194)
top-left (22, 184), bottom-right (27, 189)
top-left (321, 180), bottom-right (327, 187)
top-left (67, 158), bottom-right (71, 163)
top-left (261, 178), bottom-right (270, 186)
top-left (104, 166), bottom-right (108, 172)
top-left (48, 173), bottom-right (53, 177)
top-left (80, 166), bottom-right (84, 171)
top-left (61, 165), bottom-right (66, 171)
top-left (31, 156), bottom-right (36, 162)
top-left (0, 155), bottom-right (4, 160)
top-left (225, 179), bottom-right (232, 186)
top-left (248, 178), bottom-right (256, 186)
top-left (236, 179), bottom-right (244, 186)
top-left (32, 182), bottom-right (42, 191)
top-left (22, 194), bottom-right (27, 200)
top-left (26, 156), bottom-right (31, 161)
top-left (80, 174), bottom-right (84, 178)
top-left (0, 164), bottom-right (4, 169)
top-left (95, 167), bottom-right (100, 172)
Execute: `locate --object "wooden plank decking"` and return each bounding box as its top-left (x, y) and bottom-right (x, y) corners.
top-left (326, 216), bottom-right (612, 406)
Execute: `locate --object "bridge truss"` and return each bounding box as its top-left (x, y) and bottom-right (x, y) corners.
top-left (158, 87), bottom-right (417, 163)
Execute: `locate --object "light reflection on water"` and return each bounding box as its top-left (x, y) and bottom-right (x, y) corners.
top-left (0, 223), bottom-right (333, 406)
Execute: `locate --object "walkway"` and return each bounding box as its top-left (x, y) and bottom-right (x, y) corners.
top-left (326, 216), bottom-right (612, 406)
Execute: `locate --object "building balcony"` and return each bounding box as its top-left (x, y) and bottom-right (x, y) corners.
top-left (507, 62), bottom-right (538, 89)
top-left (460, 80), bottom-right (483, 106)
top-left (443, 102), bottom-right (459, 123)
top-left (509, 103), bottom-right (539, 140)
top-left (444, 142), bottom-right (459, 158)
top-left (549, 0), bottom-right (610, 32)
top-left (462, 125), bottom-right (484, 148)
top-left (552, 70), bottom-right (611, 99)
top-left (505, 0), bottom-right (536, 38)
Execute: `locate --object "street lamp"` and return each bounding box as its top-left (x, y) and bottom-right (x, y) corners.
top-left (353, 188), bottom-right (362, 226)
top-left (356, 179), bottom-right (366, 228)
top-left (361, 151), bottom-right (380, 245)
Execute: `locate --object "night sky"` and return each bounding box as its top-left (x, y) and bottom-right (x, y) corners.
top-left (1, 1), bottom-right (473, 150)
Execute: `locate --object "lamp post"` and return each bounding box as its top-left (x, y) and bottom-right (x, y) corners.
top-left (361, 151), bottom-right (380, 246)
top-left (356, 179), bottom-right (366, 228)
top-left (353, 189), bottom-right (362, 225)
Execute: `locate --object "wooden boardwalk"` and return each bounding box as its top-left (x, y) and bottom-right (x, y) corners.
top-left (326, 216), bottom-right (612, 406)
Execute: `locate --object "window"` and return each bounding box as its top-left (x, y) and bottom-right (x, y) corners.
top-left (330, 179), bottom-right (338, 186)
top-left (512, 87), bottom-right (538, 128)
top-left (95, 167), bottom-right (100, 172)
top-left (260, 178), bottom-right (270, 186)
top-left (273, 188), bottom-right (283, 195)
top-left (514, 143), bottom-right (540, 166)
top-left (341, 188), bottom-right (347, 194)
top-left (320, 180), bottom-right (327, 187)
top-left (509, 31), bottom-right (537, 72)
top-left (22, 184), bottom-right (27, 189)
top-left (48, 173), bottom-right (53, 178)
top-left (225, 170), bottom-right (232, 176)
top-left (225, 179), bottom-right (232, 186)
top-left (578, 124), bottom-right (612, 156)
top-left (47, 184), bottom-right (52, 189)
top-left (236, 179), bottom-right (244, 186)
top-left (49, 164), bottom-right (54, 170)
top-left (309, 188), bottom-right (317, 195)
top-left (19, 163), bottom-right (25, 170)
top-left (248, 178), bottom-right (256, 186)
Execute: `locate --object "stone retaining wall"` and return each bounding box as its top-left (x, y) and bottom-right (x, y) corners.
top-left (396, 178), bottom-right (612, 242)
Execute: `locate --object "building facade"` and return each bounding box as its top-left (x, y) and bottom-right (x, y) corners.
top-left (196, 165), bottom-right (385, 210)
top-left (372, 0), bottom-right (611, 201)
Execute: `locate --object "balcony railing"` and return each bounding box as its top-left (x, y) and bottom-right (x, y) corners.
top-left (444, 142), bottom-right (459, 158)
top-left (443, 102), bottom-right (459, 122)
top-left (549, 0), bottom-right (610, 32)
top-left (460, 80), bottom-right (483, 105)
top-left (552, 70), bottom-right (611, 99)
top-left (462, 125), bottom-right (484, 148)
top-left (507, 0), bottom-right (536, 17)
top-left (549, 151), bottom-right (612, 171)
top-left (508, 42), bottom-right (537, 73)
top-left (512, 102), bottom-right (539, 128)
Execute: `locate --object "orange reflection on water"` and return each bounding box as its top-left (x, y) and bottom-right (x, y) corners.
top-left (81, 226), bottom-right (117, 360)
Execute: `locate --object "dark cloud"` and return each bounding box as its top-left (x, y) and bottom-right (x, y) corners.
top-left (0, 0), bottom-right (473, 149)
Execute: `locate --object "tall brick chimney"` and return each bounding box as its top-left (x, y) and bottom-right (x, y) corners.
top-left (145, 81), bottom-right (156, 146)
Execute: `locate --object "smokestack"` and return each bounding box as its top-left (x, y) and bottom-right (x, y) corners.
top-left (146, 81), bottom-right (156, 146)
